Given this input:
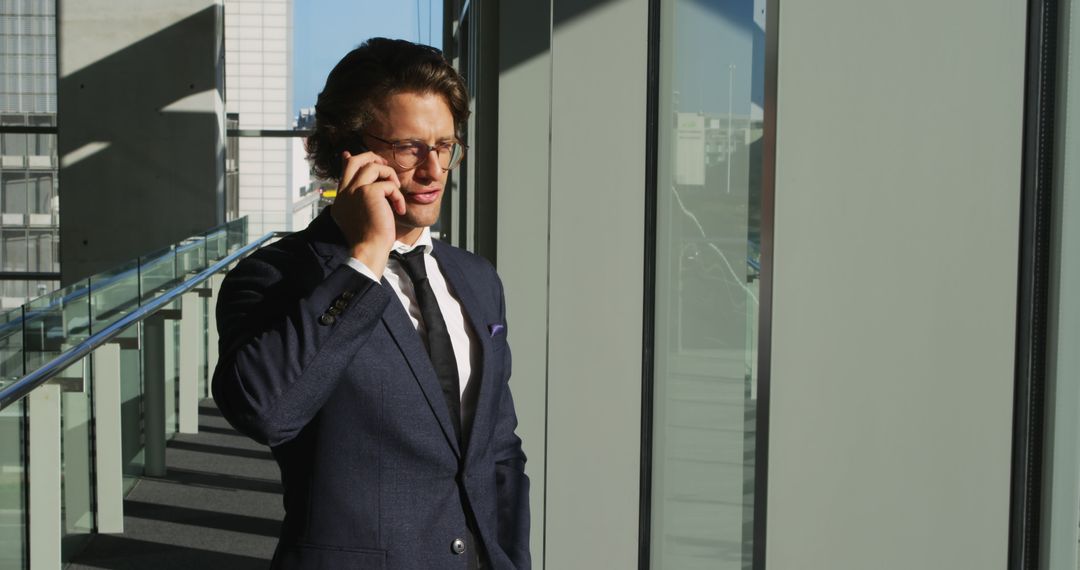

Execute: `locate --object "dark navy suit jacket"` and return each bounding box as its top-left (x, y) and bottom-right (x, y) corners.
top-left (212, 209), bottom-right (530, 569)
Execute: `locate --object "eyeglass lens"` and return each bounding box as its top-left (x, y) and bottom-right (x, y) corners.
top-left (395, 141), bottom-right (464, 170)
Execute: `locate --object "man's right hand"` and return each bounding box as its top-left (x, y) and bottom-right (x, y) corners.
top-left (330, 150), bottom-right (406, 279)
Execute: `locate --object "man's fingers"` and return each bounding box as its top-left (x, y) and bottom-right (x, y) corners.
top-left (338, 151), bottom-right (390, 194)
top-left (385, 185), bottom-right (407, 215)
top-left (357, 181), bottom-right (406, 216)
top-left (338, 151), bottom-right (360, 194)
top-left (346, 163), bottom-right (401, 190)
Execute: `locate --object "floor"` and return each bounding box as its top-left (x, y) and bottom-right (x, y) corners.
top-left (68, 400), bottom-right (283, 569)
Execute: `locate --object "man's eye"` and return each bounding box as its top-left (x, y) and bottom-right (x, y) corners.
top-left (399, 143), bottom-right (426, 156)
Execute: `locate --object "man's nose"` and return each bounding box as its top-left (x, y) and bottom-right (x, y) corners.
top-left (415, 148), bottom-right (444, 179)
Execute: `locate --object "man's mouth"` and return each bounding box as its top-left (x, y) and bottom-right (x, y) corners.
top-left (405, 187), bottom-right (441, 205)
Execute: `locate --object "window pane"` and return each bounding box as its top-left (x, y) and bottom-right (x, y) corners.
top-left (27, 172), bottom-right (51, 214)
top-left (28, 228), bottom-right (54, 271)
top-left (31, 132), bottom-right (53, 156)
top-left (2, 172), bottom-right (27, 215)
top-left (650, 1), bottom-right (767, 568)
top-left (2, 132), bottom-right (26, 155)
top-left (2, 229), bottom-right (27, 271)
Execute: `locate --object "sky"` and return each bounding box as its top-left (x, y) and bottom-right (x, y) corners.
top-left (293, 0), bottom-right (444, 117)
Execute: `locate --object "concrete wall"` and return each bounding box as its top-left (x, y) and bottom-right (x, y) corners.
top-left (496, 0), bottom-right (552, 566)
top-left (58, 0), bottom-right (225, 283)
top-left (765, 1), bottom-right (1027, 568)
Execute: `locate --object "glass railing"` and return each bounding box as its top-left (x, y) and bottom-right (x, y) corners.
top-left (0, 216), bottom-right (275, 569)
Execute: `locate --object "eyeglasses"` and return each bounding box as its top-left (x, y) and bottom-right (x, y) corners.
top-left (362, 132), bottom-right (467, 171)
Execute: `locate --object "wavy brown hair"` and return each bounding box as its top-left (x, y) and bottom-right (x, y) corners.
top-left (305, 38), bottom-right (470, 181)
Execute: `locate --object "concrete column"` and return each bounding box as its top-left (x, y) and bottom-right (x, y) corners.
top-left (57, 0), bottom-right (226, 284)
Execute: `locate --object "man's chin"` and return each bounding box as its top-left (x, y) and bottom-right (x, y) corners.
top-left (395, 208), bottom-right (441, 233)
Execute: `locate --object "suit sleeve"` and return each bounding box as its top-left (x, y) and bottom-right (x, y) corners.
top-left (212, 247), bottom-right (392, 447)
top-left (491, 274), bottom-right (532, 569)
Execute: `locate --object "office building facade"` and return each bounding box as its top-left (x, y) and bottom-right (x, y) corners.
top-left (0, 0), bottom-right (58, 308)
top-left (224, 0), bottom-right (317, 240)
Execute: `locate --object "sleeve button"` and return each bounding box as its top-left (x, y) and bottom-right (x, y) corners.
top-left (319, 314), bottom-right (335, 326)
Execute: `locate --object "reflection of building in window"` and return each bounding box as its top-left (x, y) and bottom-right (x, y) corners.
top-left (0, 0), bottom-right (60, 308)
top-left (676, 112), bottom-right (763, 191)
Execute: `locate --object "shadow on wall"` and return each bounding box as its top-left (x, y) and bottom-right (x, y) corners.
top-left (499, 0), bottom-right (758, 75)
top-left (58, 6), bottom-right (225, 284)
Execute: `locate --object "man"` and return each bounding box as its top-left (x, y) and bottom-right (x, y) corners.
top-left (212, 38), bottom-right (530, 569)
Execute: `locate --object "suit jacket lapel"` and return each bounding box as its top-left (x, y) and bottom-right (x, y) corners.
top-left (431, 242), bottom-right (495, 469)
top-left (380, 295), bottom-right (463, 459)
top-left (305, 208), bottom-right (462, 458)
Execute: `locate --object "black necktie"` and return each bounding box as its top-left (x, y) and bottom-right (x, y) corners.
top-left (391, 248), bottom-right (462, 443)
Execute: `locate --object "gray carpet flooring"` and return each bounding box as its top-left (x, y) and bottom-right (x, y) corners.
top-left (68, 400), bottom-right (283, 569)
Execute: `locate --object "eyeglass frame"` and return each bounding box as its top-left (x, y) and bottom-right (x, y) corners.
top-left (358, 132), bottom-right (468, 171)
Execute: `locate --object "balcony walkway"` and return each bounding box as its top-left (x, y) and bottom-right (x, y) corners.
top-left (68, 400), bottom-right (282, 569)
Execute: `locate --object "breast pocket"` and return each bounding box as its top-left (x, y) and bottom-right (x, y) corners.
top-left (489, 325), bottom-right (511, 373)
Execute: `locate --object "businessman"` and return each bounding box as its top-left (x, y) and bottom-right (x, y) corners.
top-left (212, 38), bottom-right (530, 569)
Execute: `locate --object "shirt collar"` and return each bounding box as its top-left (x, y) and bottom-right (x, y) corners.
top-left (392, 227), bottom-right (433, 256)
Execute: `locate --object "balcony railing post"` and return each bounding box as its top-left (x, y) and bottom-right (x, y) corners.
top-left (60, 358), bottom-right (92, 540)
top-left (28, 384), bottom-right (61, 570)
top-left (142, 315), bottom-right (167, 477)
top-left (205, 273), bottom-right (222, 399)
top-left (163, 310), bottom-right (178, 435)
top-left (179, 292), bottom-right (201, 434)
top-left (93, 343), bottom-right (124, 533)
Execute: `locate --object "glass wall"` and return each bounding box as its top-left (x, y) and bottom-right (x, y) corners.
top-left (650, 0), bottom-right (767, 568)
top-left (1043, 0), bottom-right (1080, 568)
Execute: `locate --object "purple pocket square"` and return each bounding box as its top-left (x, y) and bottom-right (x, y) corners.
top-left (488, 323), bottom-right (505, 337)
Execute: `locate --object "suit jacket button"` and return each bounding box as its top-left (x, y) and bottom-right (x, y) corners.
top-left (334, 298), bottom-right (349, 310)
top-left (451, 538), bottom-right (466, 555)
top-left (319, 314), bottom-right (335, 326)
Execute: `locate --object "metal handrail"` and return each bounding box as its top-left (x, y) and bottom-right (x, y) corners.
top-left (0, 220), bottom-right (244, 338)
top-left (0, 231), bottom-right (277, 411)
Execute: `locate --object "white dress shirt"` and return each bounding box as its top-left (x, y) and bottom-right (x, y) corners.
top-left (342, 227), bottom-right (480, 432)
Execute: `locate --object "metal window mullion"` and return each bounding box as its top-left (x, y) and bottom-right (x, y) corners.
top-left (1009, 0), bottom-right (1061, 568)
